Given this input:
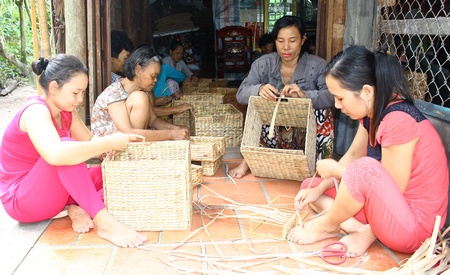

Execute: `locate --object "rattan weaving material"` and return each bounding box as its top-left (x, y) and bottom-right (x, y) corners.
top-left (193, 104), bottom-right (243, 147)
top-left (190, 136), bottom-right (226, 161)
top-left (241, 96), bottom-right (316, 181)
top-left (191, 164), bottom-right (203, 187)
top-left (102, 141), bottom-right (192, 231)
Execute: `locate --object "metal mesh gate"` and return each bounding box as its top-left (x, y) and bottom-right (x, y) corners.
top-left (376, 0), bottom-right (450, 107)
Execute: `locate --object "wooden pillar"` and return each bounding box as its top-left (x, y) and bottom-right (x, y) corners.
top-left (102, 0), bottom-right (111, 91)
top-left (141, 0), bottom-right (149, 46)
top-left (316, 0), bottom-right (328, 60)
top-left (316, 0), bottom-right (346, 61)
top-left (65, 1), bottom-right (87, 123)
top-left (332, 0), bottom-right (346, 58)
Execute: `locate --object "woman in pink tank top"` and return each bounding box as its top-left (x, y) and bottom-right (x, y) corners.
top-left (0, 54), bottom-right (147, 248)
top-left (287, 46), bottom-right (448, 257)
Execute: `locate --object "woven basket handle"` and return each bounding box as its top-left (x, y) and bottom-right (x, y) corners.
top-left (268, 95), bottom-right (286, 139)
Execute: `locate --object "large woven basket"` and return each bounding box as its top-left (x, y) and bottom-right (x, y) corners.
top-left (193, 104), bottom-right (243, 147)
top-left (190, 136), bottom-right (226, 161)
top-left (102, 140), bottom-right (192, 231)
top-left (240, 96), bottom-right (316, 181)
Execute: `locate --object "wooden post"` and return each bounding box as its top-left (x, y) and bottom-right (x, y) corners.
top-left (332, 0), bottom-right (346, 58)
top-left (141, 0), bottom-right (149, 46)
top-left (30, 0), bottom-right (41, 94)
top-left (316, 0), bottom-right (346, 61)
top-left (65, 1), bottom-right (87, 123)
top-left (37, 0), bottom-right (51, 58)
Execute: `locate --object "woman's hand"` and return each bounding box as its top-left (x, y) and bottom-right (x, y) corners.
top-left (107, 132), bottom-right (143, 151)
top-left (169, 127), bottom-right (190, 140)
top-left (176, 103), bottom-right (193, 113)
top-left (282, 84), bottom-right (306, 98)
top-left (155, 96), bottom-right (173, 106)
top-left (258, 83), bottom-right (280, 101)
top-left (316, 159), bottom-right (345, 179)
top-left (294, 185), bottom-right (324, 211)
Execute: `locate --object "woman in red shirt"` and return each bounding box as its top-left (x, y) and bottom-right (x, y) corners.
top-left (0, 54), bottom-right (147, 248)
top-left (287, 46), bottom-right (448, 257)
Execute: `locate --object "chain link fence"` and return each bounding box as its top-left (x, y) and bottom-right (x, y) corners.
top-left (376, 0), bottom-right (450, 107)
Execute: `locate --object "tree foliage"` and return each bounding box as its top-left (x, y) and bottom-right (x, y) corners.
top-left (0, 0), bottom-right (35, 84)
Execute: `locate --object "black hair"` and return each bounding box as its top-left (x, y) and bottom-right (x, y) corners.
top-left (325, 45), bottom-right (413, 145)
top-left (271, 16), bottom-right (307, 56)
top-left (111, 30), bottom-right (134, 58)
top-left (31, 54), bottom-right (88, 92)
top-left (123, 45), bottom-right (162, 80)
top-left (168, 40), bottom-right (184, 52)
top-left (258, 33), bottom-right (275, 48)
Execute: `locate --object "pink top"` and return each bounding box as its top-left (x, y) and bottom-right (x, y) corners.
top-left (0, 96), bottom-right (72, 203)
top-left (376, 110), bottom-right (448, 228)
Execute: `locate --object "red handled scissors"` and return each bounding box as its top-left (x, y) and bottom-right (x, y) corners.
top-left (303, 241), bottom-right (347, 265)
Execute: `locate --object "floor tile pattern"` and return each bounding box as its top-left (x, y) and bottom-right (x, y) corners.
top-left (1, 148), bottom-right (411, 274)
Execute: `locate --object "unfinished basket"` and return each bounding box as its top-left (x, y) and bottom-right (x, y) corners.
top-left (191, 164), bottom-right (203, 187)
top-left (173, 94), bottom-right (225, 128)
top-left (240, 96), bottom-right (316, 181)
top-left (190, 136), bottom-right (226, 161)
top-left (193, 104), bottom-right (243, 147)
top-left (173, 93), bottom-right (225, 106)
top-left (102, 140), bottom-right (192, 231)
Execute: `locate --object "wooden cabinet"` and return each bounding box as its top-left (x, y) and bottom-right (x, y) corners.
top-left (216, 26), bottom-right (252, 78)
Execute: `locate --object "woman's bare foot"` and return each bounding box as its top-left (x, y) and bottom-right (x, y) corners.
top-left (339, 224), bottom-right (377, 257)
top-left (94, 208), bottom-right (147, 248)
top-left (68, 205), bottom-right (94, 233)
top-left (287, 215), bottom-right (340, 244)
top-left (228, 160), bottom-right (249, 178)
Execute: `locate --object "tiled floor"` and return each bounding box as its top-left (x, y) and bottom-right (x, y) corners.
top-left (1, 148), bottom-right (412, 275)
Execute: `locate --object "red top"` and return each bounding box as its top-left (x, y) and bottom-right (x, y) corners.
top-left (0, 96), bottom-right (72, 203)
top-left (375, 110), bottom-right (448, 229)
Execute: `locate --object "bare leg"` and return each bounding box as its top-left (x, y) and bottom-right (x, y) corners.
top-left (228, 160), bottom-right (249, 178)
top-left (68, 205), bottom-right (94, 233)
top-left (94, 208), bottom-right (147, 248)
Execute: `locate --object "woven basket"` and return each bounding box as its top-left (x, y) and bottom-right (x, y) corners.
top-left (193, 156), bottom-right (223, 176)
top-left (404, 70), bottom-right (427, 101)
top-left (102, 141), bottom-right (192, 231)
top-left (193, 104), bottom-right (243, 147)
top-left (173, 94), bottom-right (225, 105)
top-left (240, 96), bottom-right (316, 181)
top-left (191, 164), bottom-right (203, 187)
top-left (172, 94), bottom-right (225, 128)
top-left (190, 136), bottom-right (226, 161)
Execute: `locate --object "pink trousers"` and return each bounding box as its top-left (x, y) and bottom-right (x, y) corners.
top-left (4, 157), bottom-right (105, 223)
top-left (301, 157), bottom-right (430, 253)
